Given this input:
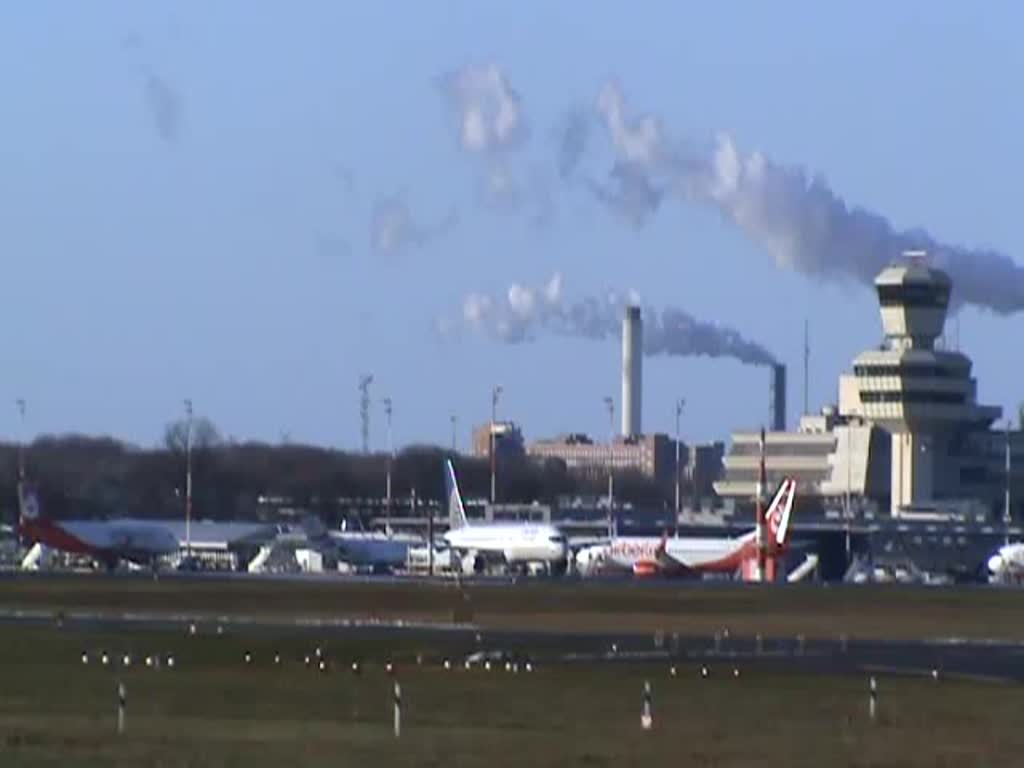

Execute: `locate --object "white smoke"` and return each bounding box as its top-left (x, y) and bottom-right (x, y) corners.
top-left (445, 273), bottom-right (776, 366)
top-left (587, 162), bottom-right (665, 229)
top-left (313, 231), bottom-right (351, 261)
top-left (439, 63), bottom-right (528, 156)
top-left (145, 73), bottom-right (184, 145)
top-left (596, 82), bottom-right (664, 170)
top-left (440, 63), bottom-right (553, 225)
top-left (566, 81), bottom-right (1024, 314)
top-left (558, 107), bottom-right (591, 180)
top-left (370, 197), bottom-right (457, 256)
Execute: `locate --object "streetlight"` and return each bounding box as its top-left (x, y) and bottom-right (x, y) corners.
top-left (1005, 419), bottom-right (1013, 547)
top-left (184, 399), bottom-right (193, 559)
top-left (490, 386), bottom-right (502, 504)
top-left (450, 413), bottom-right (458, 454)
top-left (15, 398), bottom-right (26, 483)
top-left (382, 397), bottom-right (393, 537)
top-left (604, 396), bottom-right (615, 538)
top-left (674, 398), bottom-right (685, 526)
top-left (845, 423), bottom-right (852, 563)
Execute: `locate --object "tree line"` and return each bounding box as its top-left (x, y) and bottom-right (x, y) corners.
top-left (0, 420), bottom-right (676, 527)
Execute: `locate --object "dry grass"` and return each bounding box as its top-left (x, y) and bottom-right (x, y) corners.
top-left (0, 624), bottom-right (1020, 767)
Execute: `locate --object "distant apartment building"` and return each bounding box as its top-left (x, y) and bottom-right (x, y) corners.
top-left (691, 441), bottom-right (727, 498)
top-left (471, 421), bottom-right (525, 460)
top-left (527, 433), bottom-right (682, 486)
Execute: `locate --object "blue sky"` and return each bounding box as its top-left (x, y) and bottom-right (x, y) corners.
top-left (1, 2), bottom-right (1022, 450)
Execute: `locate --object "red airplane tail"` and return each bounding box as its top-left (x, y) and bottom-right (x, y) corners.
top-left (765, 478), bottom-right (797, 554)
top-left (739, 477), bottom-right (797, 582)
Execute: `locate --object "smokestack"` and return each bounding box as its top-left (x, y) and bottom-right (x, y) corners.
top-left (448, 273), bottom-right (777, 367)
top-left (771, 364), bottom-right (787, 432)
top-left (622, 305), bottom-right (642, 437)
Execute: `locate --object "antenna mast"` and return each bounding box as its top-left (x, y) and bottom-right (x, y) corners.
top-left (1006, 420), bottom-right (1013, 547)
top-left (755, 426), bottom-right (767, 582)
top-left (382, 396), bottom-right (393, 536)
top-left (803, 319), bottom-right (810, 416)
top-left (15, 398), bottom-right (26, 483)
top-left (359, 375), bottom-right (373, 454)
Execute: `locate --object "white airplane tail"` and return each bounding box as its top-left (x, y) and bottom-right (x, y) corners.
top-left (444, 460), bottom-right (469, 530)
top-left (21, 542), bottom-right (48, 571)
top-left (766, 477), bottom-right (797, 550)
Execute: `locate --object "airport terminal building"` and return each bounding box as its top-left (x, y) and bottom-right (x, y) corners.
top-left (715, 260), bottom-right (1024, 520)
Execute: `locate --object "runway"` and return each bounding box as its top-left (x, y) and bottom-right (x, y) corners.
top-left (3, 606), bottom-right (1022, 684)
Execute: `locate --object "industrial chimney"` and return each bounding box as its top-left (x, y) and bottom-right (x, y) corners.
top-left (622, 306), bottom-right (642, 437)
top-left (770, 363), bottom-right (787, 432)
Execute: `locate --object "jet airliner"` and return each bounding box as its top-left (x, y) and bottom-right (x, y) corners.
top-left (442, 460), bottom-right (568, 574)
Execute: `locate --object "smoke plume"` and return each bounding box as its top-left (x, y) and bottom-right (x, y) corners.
top-left (145, 73), bottom-right (184, 145)
top-left (370, 197), bottom-right (457, 256)
top-left (446, 273), bottom-right (776, 366)
top-left (439, 63), bottom-right (528, 156)
top-left (313, 231), bottom-right (352, 261)
top-left (565, 80), bottom-right (1024, 314)
top-left (440, 63), bottom-right (554, 224)
top-left (587, 162), bottom-right (665, 229)
top-left (558, 107), bottom-right (591, 181)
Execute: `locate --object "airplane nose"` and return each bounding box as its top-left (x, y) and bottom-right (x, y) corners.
top-left (988, 554), bottom-right (1005, 573)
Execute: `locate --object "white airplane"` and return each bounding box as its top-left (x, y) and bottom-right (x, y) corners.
top-left (443, 460), bottom-right (569, 575)
top-left (16, 482), bottom-right (179, 569)
top-left (577, 477), bottom-right (797, 580)
top-left (296, 516), bottom-right (421, 573)
top-left (987, 543), bottom-right (1024, 582)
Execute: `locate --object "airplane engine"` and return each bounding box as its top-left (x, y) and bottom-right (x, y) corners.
top-left (461, 553), bottom-right (485, 575)
top-left (632, 561), bottom-right (659, 577)
top-left (988, 553), bottom-right (1005, 576)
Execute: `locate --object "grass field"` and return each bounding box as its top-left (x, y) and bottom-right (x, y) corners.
top-left (2, 574), bottom-right (1024, 641)
top-left (0, 623), bottom-right (1021, 767)
top-left (3, 577), bottom-right (1024, 765)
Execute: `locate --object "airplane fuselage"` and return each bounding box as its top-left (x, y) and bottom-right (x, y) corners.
top-left (327, 532), bottom-right (418, 568)
top-left (444, 524), bottom-right (568, 564)
top-left (603, 534), bottom-right (756, 575)
top-left (20, 517), bottom-right (179, 565)
top-left (663, 533), bottom-right (758, 572)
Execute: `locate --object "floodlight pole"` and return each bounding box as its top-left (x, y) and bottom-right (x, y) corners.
top-left (755, 426), bottom-right (766, 582)
top-left (490, 386), bottom-right (502, 504)
top-left (15, 398), bottom-right (26, 483)
top-left (184, 399), bottom-right (193, 559)
top-left (674, 398), bottom-right (685, 527)
top-left (604, 396), bottom-right (615, 538)
top-left (383, 397), bottom-right (393, 537)
top-left (1006, 420), bottom-right (1013, 547)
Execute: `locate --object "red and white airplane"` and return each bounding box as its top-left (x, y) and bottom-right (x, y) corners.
top-left (576, 477), bottom-right (797, 580)
top-left (17, 483), bottom-right (180, 569)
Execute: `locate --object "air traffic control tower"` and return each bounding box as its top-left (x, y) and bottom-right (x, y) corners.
top-left (853, 258), bottom-right (1002, 515)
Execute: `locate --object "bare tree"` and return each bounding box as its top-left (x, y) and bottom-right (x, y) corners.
top-left (163, 417), bottom-right (222, 453)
